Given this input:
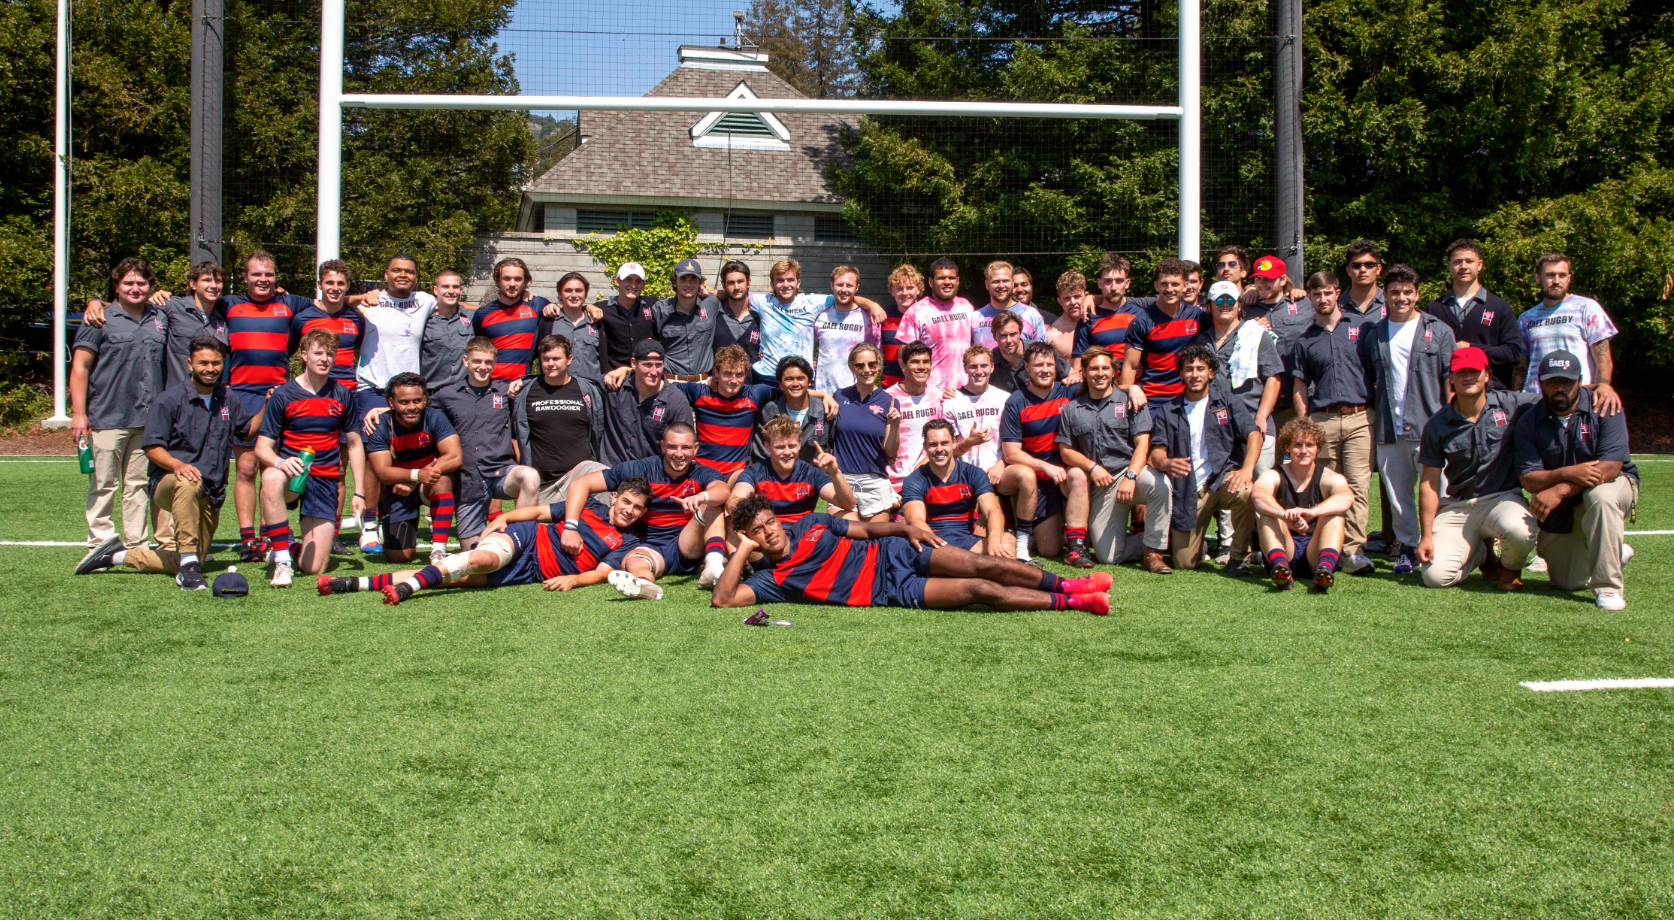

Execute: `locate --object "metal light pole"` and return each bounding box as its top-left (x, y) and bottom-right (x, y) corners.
top-left (190, 0), bottom-right (224, 266)
top-left (1275, 0), bottom-right (1305, 280)
top-left (45, 0), bottom-right (72, 428)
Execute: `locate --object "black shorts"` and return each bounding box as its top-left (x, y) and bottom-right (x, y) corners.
top-left (382, 519), bottom-right (419, 554)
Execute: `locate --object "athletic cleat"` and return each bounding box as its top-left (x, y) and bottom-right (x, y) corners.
top-left (697, 555), bottom-right (727, 589)
top-left (270, 562), bottom-right (294, 588)
top-left (237, 538), bottom-right (269, 563)
top-left (331, 538), bottom-right (355, 556)
top-left (75, 536), bottom-right (124, 575)
top-left (175, 561), bottom-right (210, 591)
top-left (317, 575), bottom-right (352, 595)
top-left (1062, 571), bottom-right (1113, 595)
top-left (1225, 558), bottom-right (1252, 578)
top-left (1064, 548), bottom-right (1096, 569)
top-left (382, 582), bottom-right (414, 606)
top-left (1313, 564), bottom-right (1335, 592)
top-left (608, 568), bottom-right (664, 600)
top-left (1271, 562), bottom-right (1294, 591)
top-left (1067, 592), bottom-right (1112, 615)
top-left (359, 526), bottom-right (383, 555)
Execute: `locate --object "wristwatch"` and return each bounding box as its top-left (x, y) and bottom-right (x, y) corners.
top-left (1121, 470), bottom-right (1139, 481)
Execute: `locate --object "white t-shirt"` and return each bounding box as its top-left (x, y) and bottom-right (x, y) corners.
top-left (1518, 294), bottom-right (1618, 392)
top-left (884, 383), bottom-right (950, 486)
top-left (942, 385), bottom-right (1009, 470)
top-left (750, 292), bottom-right (835, 378)
top-left (357, 290), bottom-right (437, 389)
top-left (1386, 318), bottom-right (1420, 432)
top-left (1184, 396), bottom-right (1211, 493)
top-left (812, 303), bottom-right (878, 393)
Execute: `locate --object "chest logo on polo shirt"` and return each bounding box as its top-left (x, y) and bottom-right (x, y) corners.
top-left (492, 395), bottom-right (504, 409)
top-left (339, 319), bottom-right (356, 334)
top-left (699, 307), bottom-right (709, 321)
top-left (1348, 327), bottom-right (1360, 341)
top-left (1423, 328), bottom-right (1434, 342)
top-left (1214, 408), bottom-right (1229, 424)
top-left (601, 528), bottom-right (623, 550)
top-left (582, 394), bottom-right (593, 408)
top-left (1578, 421), bottom-right (1591, 438)
top-left (1492, 409), bottom-right (1507, 427)
top-left (813, 421), bottom-right (824, 436)
top-left (153, 316), bottom-right (165, 333)
top-left (518, 306), bottom-right (535, 320)
top-left (642, 307), bottom-right (653, 321)
top-left (749, 331), bottom-right (760, 344)
top-left (1114, 405), bottom-right (1126, 418)
top-left (1288, 304), bottom-right (1299, 315)
top-left (1481, 311), bottom-right (1495, 325)
top-left (220, 406), bottom-right (230, 421)
top-left (651, 406), bottom-right (665, 422)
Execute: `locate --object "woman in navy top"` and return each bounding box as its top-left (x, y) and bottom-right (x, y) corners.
top-left (831, 343), bottom-right (901, 521)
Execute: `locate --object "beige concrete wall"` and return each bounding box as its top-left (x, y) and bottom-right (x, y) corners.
top-left (465, 232), bottom-right (898, 303)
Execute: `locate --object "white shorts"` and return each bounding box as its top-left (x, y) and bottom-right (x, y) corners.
top-left (843, 472), bottom-right (898, 518)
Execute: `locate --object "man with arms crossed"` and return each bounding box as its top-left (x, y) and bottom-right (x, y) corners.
top-left (713, 495), bottom-right (1112, 614)
top-left (1416, 346), bottom-right (1539, 591)
top-left (1251, 418), bottom-right (1354, 591)
top-left (1515, 351), bottom-right (1638, 610)
top-left (1056, 346), bottom-right (1172, 572)
top-left (431, 336), bottom-right (540, 551)
top-left (319, 478), bottom-right (652, 605)
top-left (75, 336), bottom-right (262, 589)
top-left (902, 420), bottom-right (1010, 555)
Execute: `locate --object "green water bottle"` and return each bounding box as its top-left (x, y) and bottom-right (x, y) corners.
top-left (77, 437), bottom-right (94, 474)
top-left (288, 448), bottom-right (315, 492)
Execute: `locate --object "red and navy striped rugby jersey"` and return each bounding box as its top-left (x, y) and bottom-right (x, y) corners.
top-left (1000, 382), bottom-right (1077, 470)
top-left (471, 297), bottom-right (551, 380)
top-left (603, 455), bottom-right (724, 543)
top-left (1124, 302), bottom-right (1208, 402)
top-left (289, 305), bottom-right (365, 388)
top-left (879, 302), bottom-right (904, 387)
top-left (365, 408), bottom-right (459, 470)
top-left (741, 513), bottom-right (890, 607)
top-left (1074, 303), bottom-right (1140, 358)
top-left (901, 460), bottom-right (993, 536)
top-left (672, 381), bottom-right (781, 474)
top-left (738, 459), bottom-right (832, 524)
top-left (536, 499), bottom-right (639, 577)
top-left (257, 377), bottom-right (354, 477)
top-left (218, 293), bottom-right (312, 390)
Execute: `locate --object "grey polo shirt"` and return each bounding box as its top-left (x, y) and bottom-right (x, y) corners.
top-left (1247, 297), bottom-right (1312, 410)
top-left (430, 379), bottom-right (517, 490)
top-left (1210, 321), bottom-right (1283, 433)
top-left (653, 294), bottom-right (722, 376)
top-left (1055, 390), bottom-right (1150, 472)
top-left (541, 309), bottom-right (605, 381)
top-left (159, 296), bottom-right (228, 388)
top-left (598, 380), bottom-right (694, 466)
top-left (1419, 389), bottom-right (1540, 502)
top-left (73, 302), bottom-right (168, 429)
top-left (142, 381), bottom-right (253, 505)
top-left (421, 308), bottom-right (474, 393)
top-left (1290, 319), bottom-right (1371, 412)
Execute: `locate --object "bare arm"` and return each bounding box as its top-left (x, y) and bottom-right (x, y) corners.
top-left (1255, 375), bottom-right (1281, 431)
top-left (1251, 470), bottom-right (1286, 518)
top-left (1120, 345), bottom-right (1142, 389)
top-left (1305, 470), bottom-right (1356, 518)
top-left (1588, 340), bottom-right (1621, 415)
top-left (710, 536), bottom-right (761, 608)
top-left (902, 500), bottom-right (930, 531)
top-left (69, 349), bottom-right (95, 441)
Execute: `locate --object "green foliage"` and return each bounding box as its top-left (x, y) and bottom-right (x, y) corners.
top-left (575, 212), bottom-right (702, 299)
top-left (0, 381), bottom-right (51, 432)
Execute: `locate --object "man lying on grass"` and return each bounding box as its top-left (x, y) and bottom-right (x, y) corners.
top-left (316, 477), bottom-right (652, 605)
top-left (711, 493), bottom-right (1113, 614)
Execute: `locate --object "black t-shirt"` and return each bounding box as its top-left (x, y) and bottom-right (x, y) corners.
top-left (525, 376), bottom-right (593, 478)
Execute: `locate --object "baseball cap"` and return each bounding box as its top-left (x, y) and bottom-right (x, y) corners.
top-left (633, 339), bottom-right (666, 361)
top-left (1449, 346), bottom-right (1489, 374)
top-left (1208, 281), bottom-right (1241, 304)
top-left (212, 568), bottom-right (249, 598)
top-left (1537, 349), bottom-right (1584, 381)
top-left (615, 262), bottom-right (647, 281)
top-left (673, 258), bottom-right (703, 278)
top-left (1251, 255), bottom-right (1287, 280)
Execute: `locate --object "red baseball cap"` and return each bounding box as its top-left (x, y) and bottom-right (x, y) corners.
top-left (1449, 346), bottom-right (1489, 374)
top-left (1250, 255), bottom-right (1287, 280)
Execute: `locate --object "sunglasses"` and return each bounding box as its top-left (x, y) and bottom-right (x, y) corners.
top-left (1214, 259), bottom-right (1241, 269)
top-left (1348, 260), bottom-right (1380, 270)
top-left (1213, 295), bottom-right (1237, 306)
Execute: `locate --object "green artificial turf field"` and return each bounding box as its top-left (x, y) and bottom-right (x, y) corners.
top-left (0, 456), bottom-right (1670, 918)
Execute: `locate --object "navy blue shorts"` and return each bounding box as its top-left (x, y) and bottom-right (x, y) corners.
top-left (380, 485), bottom-right (426, 525)
top-left (286, 472), bottom-right (340, 521)
top-left (1290, 533), bottom-right (1339, 570)
top-left (349, 386), bottom-right (387, 434)
top-left (933, 528), bottom-right (983, 552)
top-left (1002, 480), bottom-right (1063, 528)
top-left (875, 536), bottom-right (932, 608)
top-left (640, 535), bottom-right (699, 576)
top-left (230, 387), bottom-right (269, 448)
top-left (484, 522), bottom-right (543, 587)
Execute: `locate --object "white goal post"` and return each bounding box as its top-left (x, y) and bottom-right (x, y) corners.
top-left (314, 0), bottom-right (1202, 267)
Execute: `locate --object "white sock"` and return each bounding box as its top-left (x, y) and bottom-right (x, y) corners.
top-left (179, 553), bottom-right (199, 567)
top-left (705, 550), bottom-right (725, 568)
top-left (273, 548), bottom-right (292, 566)
top-left (1014, 532), bottom-right (1032, 560)
top-left (112, 550), bottom-right (127, 567)
top-left (400, 575), bottom-right (423, 592)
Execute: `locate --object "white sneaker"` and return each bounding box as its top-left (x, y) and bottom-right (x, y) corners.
top-left (1345, 553), bottom-right (1376, 574)
top-left (1622, 543), bottom-right (1634, 565)
top-left (270, 562), bottom-right (294, 588)
top-left (1595, 589), bottom-right (1626, 611)
top-left (697, 555), bottom-right (726, 589)
top-left (608, 568), bottom-right (663, 600)
top-left (1527, 554), bottom-right (1548, 573)
top-left (428, 547), bottom-right (451, 565)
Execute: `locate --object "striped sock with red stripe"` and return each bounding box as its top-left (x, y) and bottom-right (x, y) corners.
top-left (414, 565), bottom-right (444, 589)
top-left (1064, 526), bottom-right (1088, 548)
top-left (348, 574), bottom-right (394, 592)
top-left (1266, 548), bottom-right (1290, 571)
top-left (706, 537), bottom-right (726, 557)
top-left (1037, 571), bottom-right (1065, 593)
top-left (263, 523), bottom-right (292, 565)
top-left (429, 492), bottom-right (455, 549)
top-left (1317, 548), bottom-right (1340, 573)
top-left (240, 526), bottom-right (255, 543)
top-left (1050, 594), bottom-right (1071, 611)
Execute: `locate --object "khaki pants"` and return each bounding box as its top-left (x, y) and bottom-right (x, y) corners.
top-left (1538, 477), bottom-right (1637, 594)
top-left (536, 460), bottom-right (610, 504)
top-left (125, 474), bottom-right (222, 575)
top-left (1088, 467), bottom-right (1171, 564)
top-left (1311, 410), bottom-right (1373, 556)
top-left (1421, 490), bottom-right (1538, 588)
top-left (86, 427), bottom-right (150, 549)
top-left (1170, 480), bottom-right (1254, 570)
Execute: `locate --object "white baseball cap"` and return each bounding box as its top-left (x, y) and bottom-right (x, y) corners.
top-left (615, 262), bottom-right (647, 281)
top-left (1208, 281), bottom-right (1241, 303)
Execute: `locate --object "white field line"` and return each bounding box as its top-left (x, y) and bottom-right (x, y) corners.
top-left (1521, 678), bottom-right (1674, 692)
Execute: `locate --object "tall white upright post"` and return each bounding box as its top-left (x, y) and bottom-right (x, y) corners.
top-left (315, 0), bottom-right (344, 271)
top-left (1177, 0), bottom-right (1201, 262)
top-left (46, 0), bottom-right (72, 427)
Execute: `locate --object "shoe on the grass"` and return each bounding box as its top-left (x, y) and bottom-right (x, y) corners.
top-left (270, 562), bottom-right (294, 589)
top-left (317, 575), bottom-right (356, 596)
top-left (1064, 547), bottom-right (1095, 569)
top-left (1365, 533), bottom-right (1389, 555)
top-left (1213, 547), bottom-right (1232, 566)
top-left (1345, 553), bottom-right (1376, 575)
top-left (1595, 589), bottom-right (1626, 611)
top-left (1226, 558), bottom-right (1251, 578)
top-left (237, 538), bottom-right (268, 563)
top-left (1313, 563), bottom-right (1335, 592)
top-left (331, 538), bottom-right (354, 556)
top-left (176, 561), bottom-right (210, 591)
top-left (608, 568), bottom-right (664, 600)
top-left (1495, 567), bottom-right (1523, 592)
top-left (428, 547), bottom-right (451, 566)
top-left (382, 582), bottom-right (414, 606)
top-left (1141, 548), bottom-right (1173, 575)
top-left (75, 536), bottom-right (124, 575)
top-left (1390, 550), bottom-right (1416, 575)
top-left (359, 526), bottom-right (383, 555)
top-left (697, 555), bottom-right (726, 589)
top-left (1271, 561), bottom-right (1294, 591)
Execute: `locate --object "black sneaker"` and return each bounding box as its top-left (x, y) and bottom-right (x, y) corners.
top-left (382, 582), bottom-right (415, 606)
top-left (331, 538), bottom-right (355, 556)
top-left (176, 561), bottom-right (210, 591)
top-left (318, 575), bottom-right (356, 596)
top-left (237, 538), bottom-right (268, 563)
top-left (1226, 558), bottom-right (1252, 578)
top-left (1064, 547), bottom-right (1096, 569)
top-left (75, 536), bottom-right (123, 575)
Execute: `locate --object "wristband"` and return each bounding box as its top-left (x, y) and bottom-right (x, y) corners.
top-left (353, 493), bottom-right (365, 499)
top-left (410, 468), bottom-right (420, 481)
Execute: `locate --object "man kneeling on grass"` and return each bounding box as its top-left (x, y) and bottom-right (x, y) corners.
top-left (711, 494), bottom-right (1113, 614)
top-left (318, 477), bottom-right (651, 604)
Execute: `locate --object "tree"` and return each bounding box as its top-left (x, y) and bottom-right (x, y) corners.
top-left (749, 0), bottom-right (860, 98)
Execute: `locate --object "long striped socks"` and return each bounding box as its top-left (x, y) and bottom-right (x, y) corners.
top-left (429, 492), bottom-right (455, 553)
